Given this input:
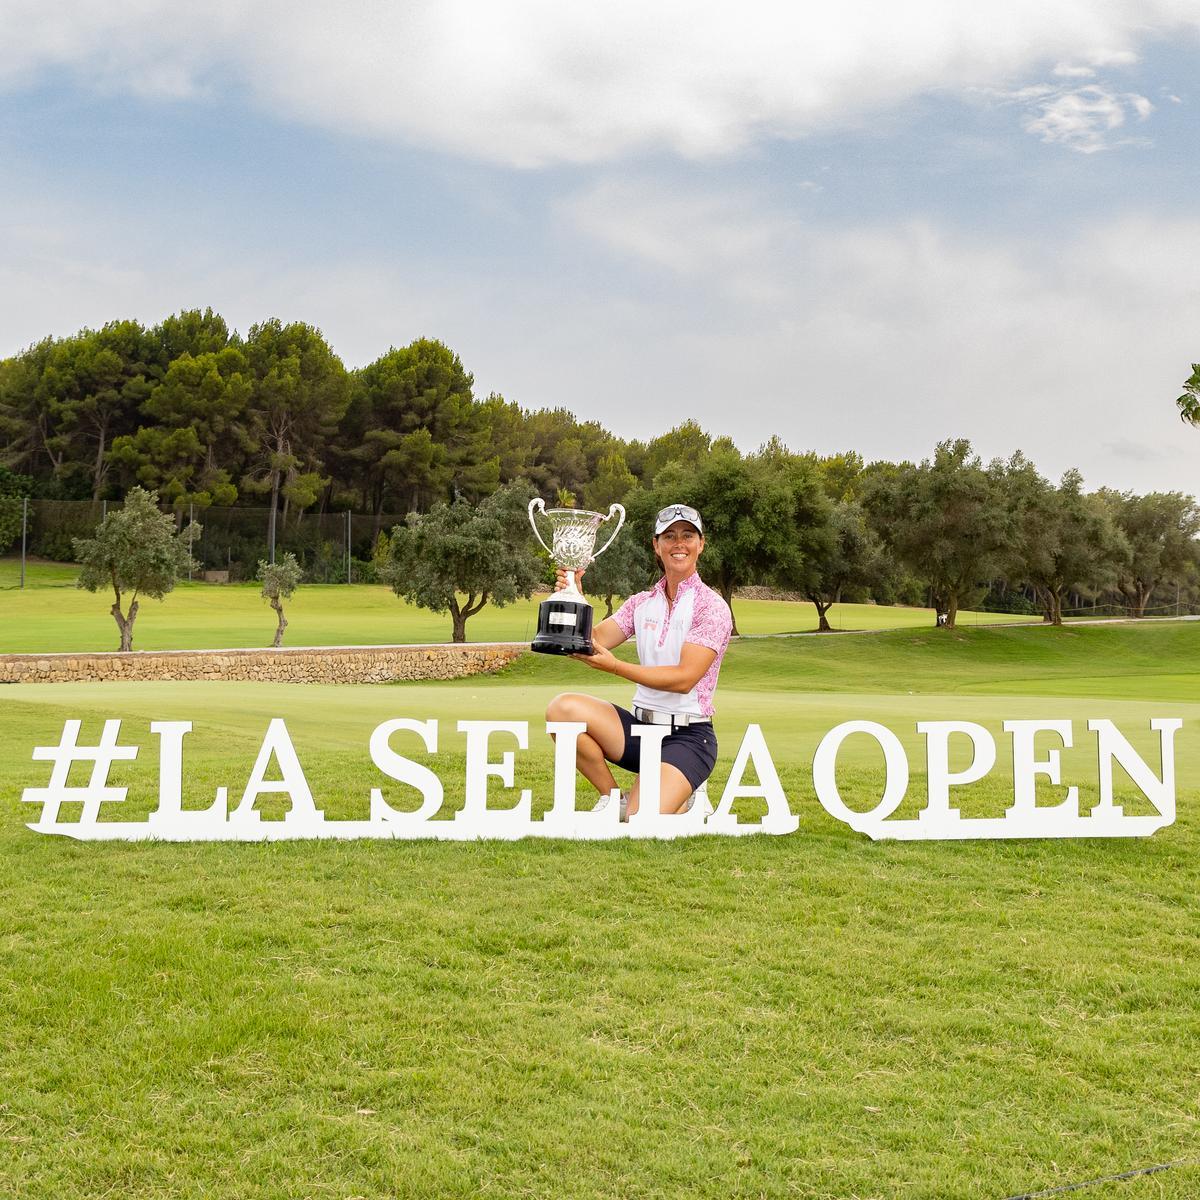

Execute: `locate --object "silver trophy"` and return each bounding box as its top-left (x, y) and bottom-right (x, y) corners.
top-left (528, 498), bottom-right (626, 654)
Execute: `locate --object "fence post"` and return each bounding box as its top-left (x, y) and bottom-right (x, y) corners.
top-left (268, 504), bottom-right (276, 565)
top-left (189, 501), bottom-right (195, 582)
top-left (346, 510), bottom-right (352, 584)
top-left (20, 496), bottom-right (28, 589)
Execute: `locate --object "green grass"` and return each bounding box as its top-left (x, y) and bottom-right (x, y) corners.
top-left (719, 618), bottom-right (1200, 697)
top-left (0, 556), bottom-right (1028, 653)
top-left (1, 624), bottom-right (1198, 1196)
top-left (0, 556), bottom-right (79, 588)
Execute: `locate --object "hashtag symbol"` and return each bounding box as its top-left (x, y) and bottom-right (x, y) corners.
top-left (23, 719), bottom-right (139, 827)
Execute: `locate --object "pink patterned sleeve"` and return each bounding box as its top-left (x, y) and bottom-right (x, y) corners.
top-left (611, 591), bottom-right (644, 638)
top-left (686, 589), bottom-right (732, 653)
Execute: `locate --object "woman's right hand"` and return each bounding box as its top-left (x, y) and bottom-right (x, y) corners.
top-left (555, 566), bottom-right (586, 592)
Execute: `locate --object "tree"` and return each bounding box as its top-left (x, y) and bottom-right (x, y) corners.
top-left (73, 486), bottom-right (198, 651)
top-left (149, 308), bottom-right (235, 366)
top-left (379, 481), bottom-right (542, 642)
top-left (111, 346), bottom-right (253, 509)
top-left (1176, 363), bottom-right (1200, 426)
top-left (639, 420), bottom-right (732, 481)
top-left (242, 320), bottom-right (350, 556)
top-left (34, 322), bottom-right (155, 500)
top-left (1095, 489), bottom-right (1200, 617)
top-left (815, 450), bottom-right (865, 502)
top-left (257, 552), bottom-right (303, 647)
top-left (795, 499), bottom-right (890, 631)
top-left (862, 439), bottom-right (1013, 629)
top-left (347, 339), bottom-right (497, 516)
top-left (477, 393), bottom-right (537, 486)
top-left (581, 449), bottom-right (637, 512)
top-left (649, 448), bottom-right (803, 636)
top-left (86, 322), bottom-right (156, 500)
top-left (519, 408), bottom-right (622, 501)
top-left (753, 442), bottom-right (838, 616)
top-left (1007, 463), bottom-right (1127, 625)
top-left (0, 339), bottom-right (64, 485)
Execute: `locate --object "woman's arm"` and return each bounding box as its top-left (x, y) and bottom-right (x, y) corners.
top-left (592, 617), bottom-right (628, 650)
top-left (574, 640), bottom-right (716, 693)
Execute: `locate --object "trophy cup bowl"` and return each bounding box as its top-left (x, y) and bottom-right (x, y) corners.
top-left (529, 498), bottom-right (625, 655)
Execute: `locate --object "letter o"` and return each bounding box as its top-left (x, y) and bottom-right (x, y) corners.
top-left (812, 721), bottom-right (909, 832)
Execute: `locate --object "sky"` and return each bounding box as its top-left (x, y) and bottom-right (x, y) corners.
top-left (1, 0), bottom-right (1198, 494)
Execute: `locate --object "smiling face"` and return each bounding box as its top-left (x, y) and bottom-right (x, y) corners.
top-left (653, 519), bottom-right (704, 579)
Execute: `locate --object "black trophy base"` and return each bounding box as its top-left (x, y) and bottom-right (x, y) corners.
top-left (531, 596), bottom-right (595, 655)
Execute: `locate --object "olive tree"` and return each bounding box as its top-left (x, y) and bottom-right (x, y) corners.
top-left (1006, 463), bottom-right (1127, 625)
top-left (257, 552), bottom-right (303, 647)
top-left (862, 440), bottom-right (1014, 629)
top-left (794, 499), bottom-right (890, 632)
top-left (649, 448), bottom-right (804, 637)
top-left (73, 486), bottom-right (198, 651)
top-left (1095, 489), bottom-right (1200, 617)
top-left (380, 481), bottom-right (542, 642)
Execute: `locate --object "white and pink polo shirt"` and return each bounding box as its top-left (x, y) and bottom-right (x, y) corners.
top-left (611, 572), bottom-right (733, 718)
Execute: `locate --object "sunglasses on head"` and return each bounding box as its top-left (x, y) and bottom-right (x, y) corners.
top-left (657, 505), bottom-right (701, 524)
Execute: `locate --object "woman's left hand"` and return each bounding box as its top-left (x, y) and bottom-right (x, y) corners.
top-left (571, 643), bottom-right (621, 675)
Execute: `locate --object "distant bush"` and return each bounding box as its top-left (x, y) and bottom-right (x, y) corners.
top-left (350, 557), bottom-right (377, 584)
top-left (978, 583), bottom-right (1039, 615)
top-left (0, 498), bottom-right (20, 554)
top-left (33, 530), bottom-right (78, 562)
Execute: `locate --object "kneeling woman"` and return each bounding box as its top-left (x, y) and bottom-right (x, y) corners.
top-left (546, 503), bottom-right (733, 818)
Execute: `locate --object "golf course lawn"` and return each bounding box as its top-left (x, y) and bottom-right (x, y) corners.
top-left (0, 556), bottom-right (1029, 652)
top-left (1, 621), bottom-right (1197, 1197)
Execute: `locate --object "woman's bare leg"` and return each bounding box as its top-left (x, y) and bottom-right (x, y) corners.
top-left (626, 762), bottom-right (696, 816)
top-left (545, 693), bottom-right (628, 797)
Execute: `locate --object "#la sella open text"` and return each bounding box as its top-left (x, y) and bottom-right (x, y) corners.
top-left (21, 714), bottom-right (1183, 843)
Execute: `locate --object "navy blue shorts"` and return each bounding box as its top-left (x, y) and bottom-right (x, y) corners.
top-left (608, 705), bottom-right (718, 791)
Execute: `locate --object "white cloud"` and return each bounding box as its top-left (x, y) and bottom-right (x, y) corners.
top-left (562, 180), bottom-right (796, 302)
top-left (0, 0), bottom-right (1197, 165)
top-left (1022, 84), bottom-right (1154, 151)
top-left (1051, 46), bottom-right (1141, 79)
top-left (1083, 48), bottom-right (1142, 68)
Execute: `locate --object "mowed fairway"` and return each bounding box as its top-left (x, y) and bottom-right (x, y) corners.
top-left (1, 621), bottom-right (1198, 1197)
top-left (0, 556), bottom-right (1028, 652)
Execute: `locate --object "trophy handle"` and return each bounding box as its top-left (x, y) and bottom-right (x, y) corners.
top-left (528, 498), bottom-right (554, 556)
top-left (591, 503), bottom-right (626, 560)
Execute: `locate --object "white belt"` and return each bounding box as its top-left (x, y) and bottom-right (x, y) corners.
top-left (634, 706), bottom-right (709, 727)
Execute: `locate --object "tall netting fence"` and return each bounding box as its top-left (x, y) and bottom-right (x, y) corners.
top-left (8, 499), bottom-right (412, 584)
top-left (194, 506), bottom-right (349, 583)
top-left (23, 499), bottom-right (120, 562)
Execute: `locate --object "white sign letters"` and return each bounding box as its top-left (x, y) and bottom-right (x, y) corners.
top-left (21, 715), bottom-right (1183, 843)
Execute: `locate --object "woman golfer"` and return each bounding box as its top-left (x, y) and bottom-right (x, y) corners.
top-left (545, 503), bottom-right (733, 818)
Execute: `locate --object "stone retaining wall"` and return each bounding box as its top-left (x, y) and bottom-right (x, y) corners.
top-left (0, 643), bottom-right (525, 685)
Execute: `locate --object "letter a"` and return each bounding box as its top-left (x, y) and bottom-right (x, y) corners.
top-left (231, 719), bottom-right (322, 829)
top-left (708, 724), bottom-right (797, 835)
